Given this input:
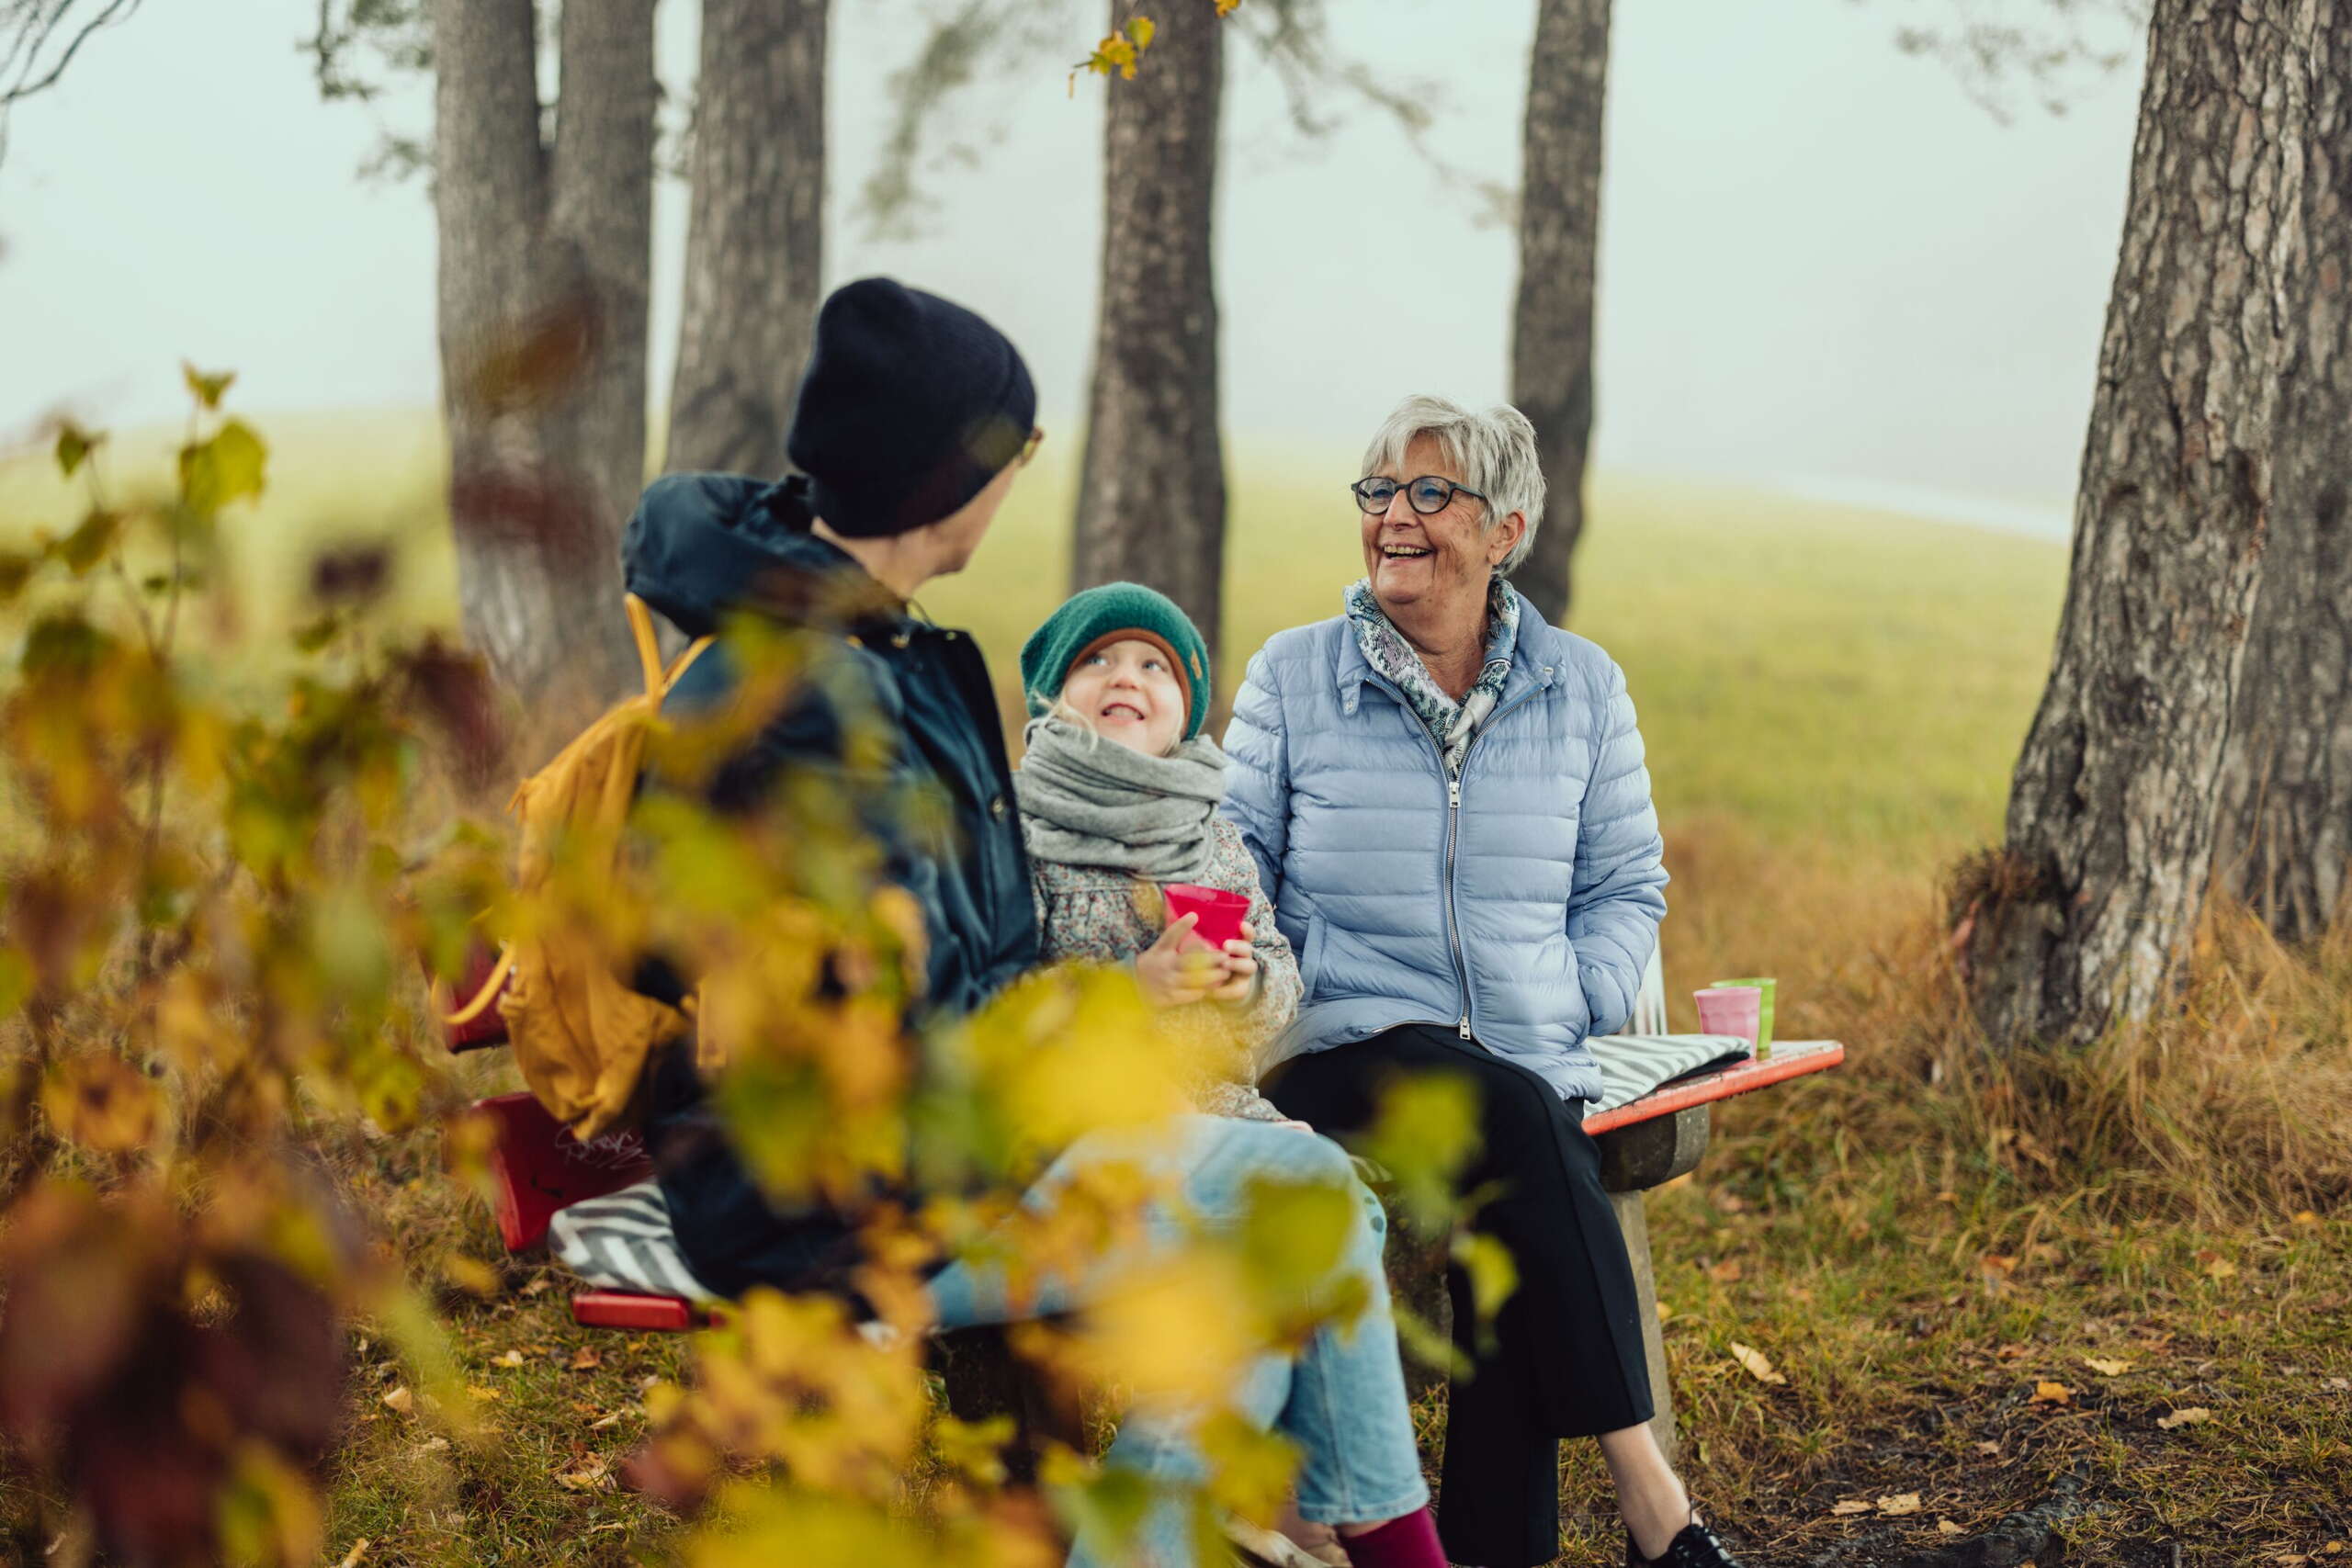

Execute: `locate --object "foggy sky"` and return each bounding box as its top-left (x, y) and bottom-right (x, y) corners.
top-left (0, 0), bottom-right (2144, 521)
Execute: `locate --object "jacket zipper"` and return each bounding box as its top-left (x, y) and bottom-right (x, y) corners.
top-left (1359, 671), bottom-right (1545, 1043)
top-left (1442, 685), bottom-right (1543, 1039)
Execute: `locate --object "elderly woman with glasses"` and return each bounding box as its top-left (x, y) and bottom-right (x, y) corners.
top-left (1221, 395), bottom-right (1738, 1568)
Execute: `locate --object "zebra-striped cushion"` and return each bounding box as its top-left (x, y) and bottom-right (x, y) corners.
top-left (1582, 1032), bottom-right (1754, 1117)
top-left (547, 1179), bottom-right (718, 1303)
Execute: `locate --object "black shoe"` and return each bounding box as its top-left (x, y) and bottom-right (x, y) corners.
top-left (1627, 1512), bottom-right (1742, 1568)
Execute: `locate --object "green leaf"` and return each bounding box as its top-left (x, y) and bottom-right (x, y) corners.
top-left (182, 361), bottom-right (236, 411)
top-left (291, 614), bottom-right (342, 653)
top-left (53, 422), bottom-right (101, 479)
top-left (1126, 15), bottom-right (1156, 48)
top-left (178, 418), bottom-right (267, 513)
top-left (20, 614), bottom-right (110, 678)
top-left (54, 509), bottom-right (123, 576)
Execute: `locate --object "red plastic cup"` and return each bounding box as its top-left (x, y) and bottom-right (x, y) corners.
top-left (1692, 985), bottom-right (1763, 1046)
top-left (1163, 884), bottom-right (1250, 950)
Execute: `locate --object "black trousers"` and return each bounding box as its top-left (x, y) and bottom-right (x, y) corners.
top-left (1266, 1024), bottom-right (1654, 1568)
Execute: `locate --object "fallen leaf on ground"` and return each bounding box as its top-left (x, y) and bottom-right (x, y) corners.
top-left (334, 1540), bottom-right (371, 1568)
top-left (1973, 1439), bottom-right (2001, 1456)
top-left (554, 1455), bottom-right (611, 1492)
top-left (588, 1412), bottom-right (621, 1431)
top-left (2156, 1406), bottom-right (2211, 1429)
top-left (1830, 1501), bottom-right (1872, 1517)
top-left (2291, 1211), bottom-right (2320, 1227)
top-left (466, 1384), bottom-right (500, 1403)
top-left (2324, 1377), bottom-right (2350, 1393)
top-left (1938, 1518), bottom-right (1964, 1536)
top-left (1877, 1493), bottom-right (1923, 1517)
top-left (2196, 1249), bottom-right (2238, 1280)
top-left (1996, 1343), bottom-right (2031, 1361)
top-left (1708, 1258), bottom-right (1744, 1284)
top-left (2084, 1357), bottom-right (2132, 1377)
top-left (1727, 1341), bottom-right (1786, 1385)
top-left (569, 1346), bottom-right (602, 1371)
top-left (1714, 1191), bottom-right (1747, 1213)
top-left (2031, 1381), bottom-right (2073, 1405)
top-left (521, 1276), bottom-right (553, 1295)
top-left (492, 1349), bottom-right (526, 1369)
top-left (1657, 1301), bottom-right (1677, 1323)
top-left (380, 1386), bottom-right (414, 1416)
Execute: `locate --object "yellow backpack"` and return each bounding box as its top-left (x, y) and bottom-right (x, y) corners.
top-left (444, 594), bottom-right (714, 1141)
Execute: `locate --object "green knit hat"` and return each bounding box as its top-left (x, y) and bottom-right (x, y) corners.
top-left (1020, 582), bottom-right (1213, 740)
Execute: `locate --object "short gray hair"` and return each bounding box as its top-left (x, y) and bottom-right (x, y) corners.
top-left (1360, 394), bottom-right (1546, 576)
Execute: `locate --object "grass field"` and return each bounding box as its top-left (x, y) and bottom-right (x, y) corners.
top-left (0, 407), bottom-right (2065, 870)
top-left (6, 411), bottom-right (2347, 1566)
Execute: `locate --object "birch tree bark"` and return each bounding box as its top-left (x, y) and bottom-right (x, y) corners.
top-left (1508, 0), bottom-right (1611, 627)
top-left (1070, 0), bottom-right (1227, 652)
top-left (1960, 0), bottom-right (2327, 1046)
top-left (431, 0), bottom-right (654, 703)
top-left (665, 0), bottom-right (827, 478)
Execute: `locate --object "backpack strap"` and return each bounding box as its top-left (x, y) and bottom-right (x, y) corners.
top-left (624, 592), bottom-right (716, 700)
top-left (445, 947), bottom-right (516, 1027)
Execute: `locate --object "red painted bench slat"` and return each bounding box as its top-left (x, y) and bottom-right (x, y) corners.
top-left (476, 1091), bottom-right (652, 1253)
top-left (1582, 1039), bottom-right (1845, 1135)
top-left (482, 1047), bottom-right (1847, 1333)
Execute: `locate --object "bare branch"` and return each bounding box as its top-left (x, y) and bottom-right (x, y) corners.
top-left (2, 0), bottom-right (141, 107)
top-left (1876, 0), bottom-right (2148, 123)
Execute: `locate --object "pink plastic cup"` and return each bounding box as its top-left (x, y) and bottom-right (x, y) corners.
top-left (1692, 985), bottom-right (1764, 1047)
top-left (1163, 884), bottom-right (1250, 950)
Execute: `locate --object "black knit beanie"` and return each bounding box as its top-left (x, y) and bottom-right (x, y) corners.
top-left (783, 277), bottom-right (1038, 539)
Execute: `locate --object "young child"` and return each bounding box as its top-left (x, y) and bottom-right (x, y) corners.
top-left (1014, 582), bottom-right (1301, 1122)
top-left (1018, 583), bottom-right (1448, 1568)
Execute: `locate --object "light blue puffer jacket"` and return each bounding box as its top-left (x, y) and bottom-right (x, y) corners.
top-left (1219, 587), bottom-right (1668, 1104)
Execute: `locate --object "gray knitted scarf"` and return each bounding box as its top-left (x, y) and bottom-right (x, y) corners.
top-left (1345, 576), bottom-right (1519, 778)
top-left (1013, 716), bottom-right (1228, 882)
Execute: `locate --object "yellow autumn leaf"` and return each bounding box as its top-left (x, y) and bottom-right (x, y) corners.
top-left (2084, 1357), bottom-right (2132, 1377)
top-left (2291, 1211), bottom-right (2320, 1226)
top-left (1125, 16), bottom-right (1155, 49)
top-left (2156, 1406), bottom-right (2212, 1429)
top-left (2030, 1380), bottom-right (2073, 1405)
top-left (1877, 1493), bottom-right (1923, 1517)
top-left (1938, 1518), bottom-right (1965, 1536)
top-left (492, 1349), bottom-right (526, 1369)
top-left (1727, 1341), bottom-right (1786, 1386)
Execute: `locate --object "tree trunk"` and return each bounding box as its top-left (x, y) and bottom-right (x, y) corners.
top-left (666, 0), bottom-right (827, 478)
top-left (1508, 0), bottom-right (1611, 628)
top-left (430, 0), bottom-right (651, 705)
top-left (1959, 0), bottom-right (2323, 1048)
top-left (1071, 0), bottom-right (1227, 654)
top-left (2211, 20), bottom-right (2352, 944)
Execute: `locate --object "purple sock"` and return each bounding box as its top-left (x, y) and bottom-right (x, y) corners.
top-left (1340, 1508), bottom-right (1448, 1568)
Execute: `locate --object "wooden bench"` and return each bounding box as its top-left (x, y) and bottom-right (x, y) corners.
top-left (441, 942), bottom-right (1842, 1469)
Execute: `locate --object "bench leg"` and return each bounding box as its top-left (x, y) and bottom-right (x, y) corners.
top-left (1606, 1189), bottom-right (1678, 1466)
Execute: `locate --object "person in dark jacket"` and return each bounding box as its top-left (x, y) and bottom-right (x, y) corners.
top-left (619, 280), bottom-right (1449, 1568)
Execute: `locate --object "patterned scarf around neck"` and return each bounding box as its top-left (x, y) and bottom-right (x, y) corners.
top-left (1345, 575), bottom-right (1520, 777)
top-left (1012, 716), bottom-right (1229, 882)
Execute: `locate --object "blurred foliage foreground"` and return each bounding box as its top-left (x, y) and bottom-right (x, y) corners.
top-left (0, 381), bottom-right (1479, 1568)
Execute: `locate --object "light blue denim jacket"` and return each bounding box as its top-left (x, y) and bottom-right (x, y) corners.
top-left (1219, 585), bottom-right (1668, 1103)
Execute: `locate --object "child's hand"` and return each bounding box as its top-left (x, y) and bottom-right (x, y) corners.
top-left (1136, 912), bottom-right (1218, 1008)
top-left (1208, 922), bottom-right (1259, 1004)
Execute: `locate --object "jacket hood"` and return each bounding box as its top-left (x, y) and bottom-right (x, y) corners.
top-left (621, 471), bottom-right (903, 638)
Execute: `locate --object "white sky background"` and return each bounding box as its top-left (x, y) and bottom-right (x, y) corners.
top-left (0, 0), bottom-right (2144, 523)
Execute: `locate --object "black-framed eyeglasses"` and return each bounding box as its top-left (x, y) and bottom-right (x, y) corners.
top-left (1350, 475), bottom-right (1488, 515)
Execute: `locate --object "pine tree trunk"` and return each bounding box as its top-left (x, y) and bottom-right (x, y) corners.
top-left (1508, 0), bottom-right (1611, 628)
top-left (1959, 0), bottom-right (2323, 1047)
top-left (666, 0), bottom-right (827, 478)
top-left (430, 0), bottom-right (651, 704)
top-left (2211, 17), bottom-right (2352, 944)
top-left (1071, 0), bottom-right (1226, 653)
